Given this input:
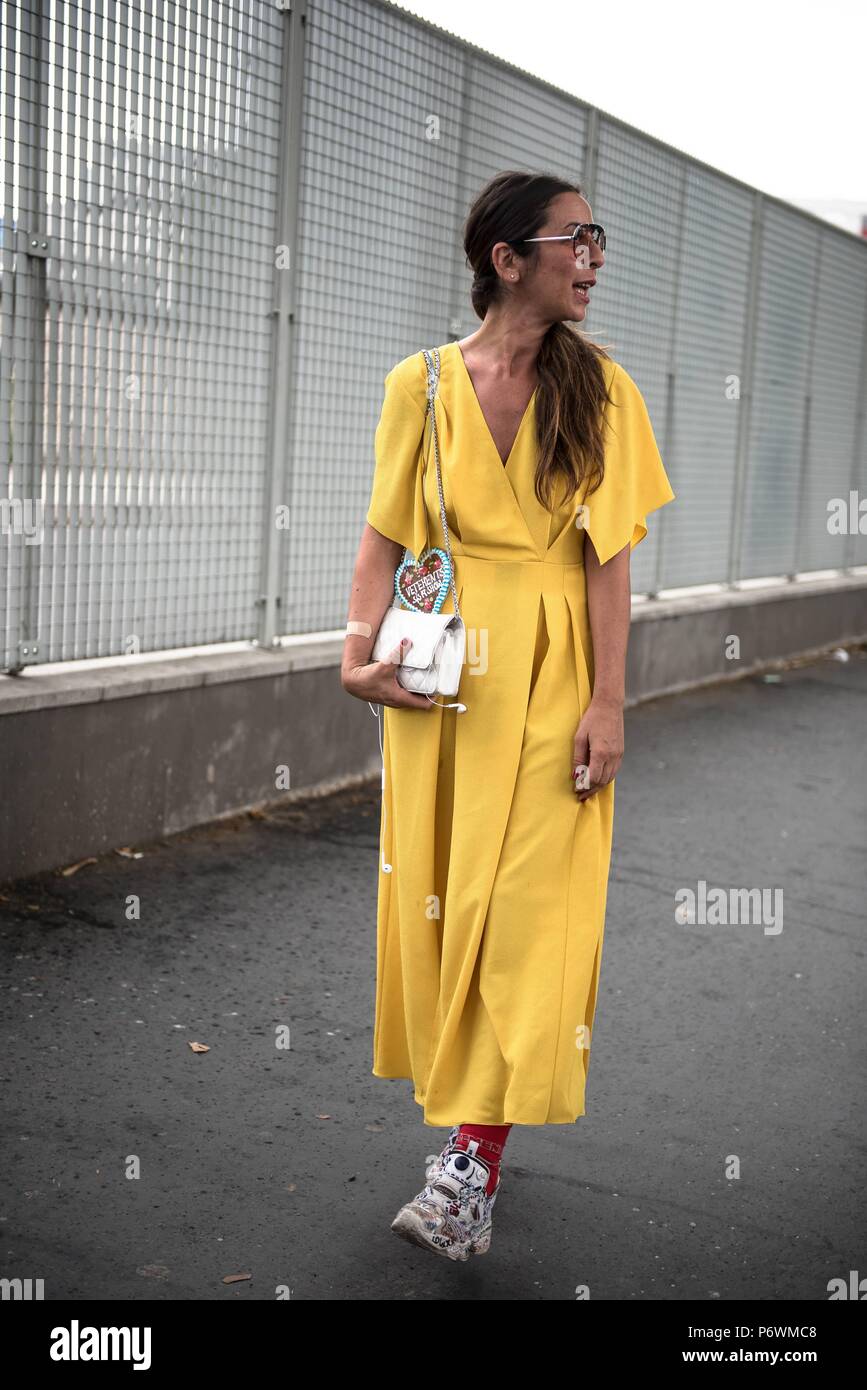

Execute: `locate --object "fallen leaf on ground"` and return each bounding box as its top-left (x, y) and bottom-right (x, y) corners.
top-left (188, 1041), bottom-right (210, 1053)
top-left (61, 857), bottom-right (98, 877)
top-left (223, 1272), bottom-right (251, 1284)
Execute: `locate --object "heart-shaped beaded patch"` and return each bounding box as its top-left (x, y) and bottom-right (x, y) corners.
top-left (394, 548), bottom-right (451, 613)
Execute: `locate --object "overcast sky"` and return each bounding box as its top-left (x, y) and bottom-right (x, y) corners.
top-left (394, 0), bottom-right (866, 236)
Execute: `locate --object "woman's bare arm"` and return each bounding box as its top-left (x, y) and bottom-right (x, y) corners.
top-left (571, 538), bottom-right (630, 798)
top-left (585, 538), bottom-right (631, 707)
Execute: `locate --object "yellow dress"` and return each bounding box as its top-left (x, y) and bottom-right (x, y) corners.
top-left (366, 339), bottom-right (675, 1127)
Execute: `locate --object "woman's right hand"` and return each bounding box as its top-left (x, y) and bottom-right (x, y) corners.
top-left (341, 638), bottom-right (435, 710)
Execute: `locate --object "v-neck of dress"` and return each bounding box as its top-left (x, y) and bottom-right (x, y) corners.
top-left (453, 341), bottom-right (538, 469)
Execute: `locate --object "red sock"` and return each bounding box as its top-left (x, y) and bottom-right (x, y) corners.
top-left (454, 1123), bottom-right (512, 1195)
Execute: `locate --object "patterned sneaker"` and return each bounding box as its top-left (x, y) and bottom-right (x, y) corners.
top-left (391, 1139), bottom-right (501, 1262)
top-left (424, 1127), bottom-right (460, 1184)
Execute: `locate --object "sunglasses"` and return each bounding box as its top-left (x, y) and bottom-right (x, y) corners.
top-left (521, 223), bottom-right (607, 259)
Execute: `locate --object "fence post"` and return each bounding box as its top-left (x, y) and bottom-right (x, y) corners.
top-left (844, 280), bottom-right (867, 572)
top-left (6, 0), bottom-right (48, 672)
top-left (728, 189), bottom-right (764, 587)
top-left (582, 105), bottom-right (599, 205)
top-left (650, 157), bottom-right (687, 598)
top-left (789, 226), bottom-right (823, 579)
top-left (256, 0), bottom-right (307, 648)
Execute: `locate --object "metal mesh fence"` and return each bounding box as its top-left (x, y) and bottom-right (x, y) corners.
top-left (2, 0), bottom-right (865, 670)
top-left (1, 0), bottom-right (284, 667)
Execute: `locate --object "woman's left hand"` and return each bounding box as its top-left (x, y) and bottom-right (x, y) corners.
top-left (571, 696), bottom-right (624, 801)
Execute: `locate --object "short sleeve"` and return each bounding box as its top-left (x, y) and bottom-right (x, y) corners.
top-left (579, 362), bottom-right (676, 566)
top-left (365, 359), bottom-right (432, 561)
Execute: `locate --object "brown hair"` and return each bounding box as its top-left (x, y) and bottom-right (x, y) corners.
top-left (463, 170), bottom-right (613, 512)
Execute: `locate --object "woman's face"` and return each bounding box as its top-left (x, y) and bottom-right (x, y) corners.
top-left (520, 191), bottom-right (604, 325)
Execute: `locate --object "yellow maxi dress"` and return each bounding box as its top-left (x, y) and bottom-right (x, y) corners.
top-left (366, 339), bottom-right (675, 1127)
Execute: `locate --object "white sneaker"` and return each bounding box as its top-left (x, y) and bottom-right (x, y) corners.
top-left (424, 1127), bottom-right (460, 1184)
top-left (391, 1139), bottom-right (501, 1262)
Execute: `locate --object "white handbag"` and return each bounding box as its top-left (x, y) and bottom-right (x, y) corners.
top-left (371, 347), bottom-right (466, 699)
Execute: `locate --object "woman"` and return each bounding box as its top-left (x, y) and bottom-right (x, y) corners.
top-left (341, 170), bottom-right (675, 1262)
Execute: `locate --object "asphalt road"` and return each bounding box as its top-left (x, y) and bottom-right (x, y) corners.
top-left (2, 647), bottom-right (865, 1301)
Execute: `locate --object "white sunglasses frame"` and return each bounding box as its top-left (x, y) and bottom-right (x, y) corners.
top-left (521, 225), bottom-right (606, 257)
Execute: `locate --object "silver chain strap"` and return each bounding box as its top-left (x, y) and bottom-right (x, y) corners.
top-left (421, 346), bottom-right (461, 621)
